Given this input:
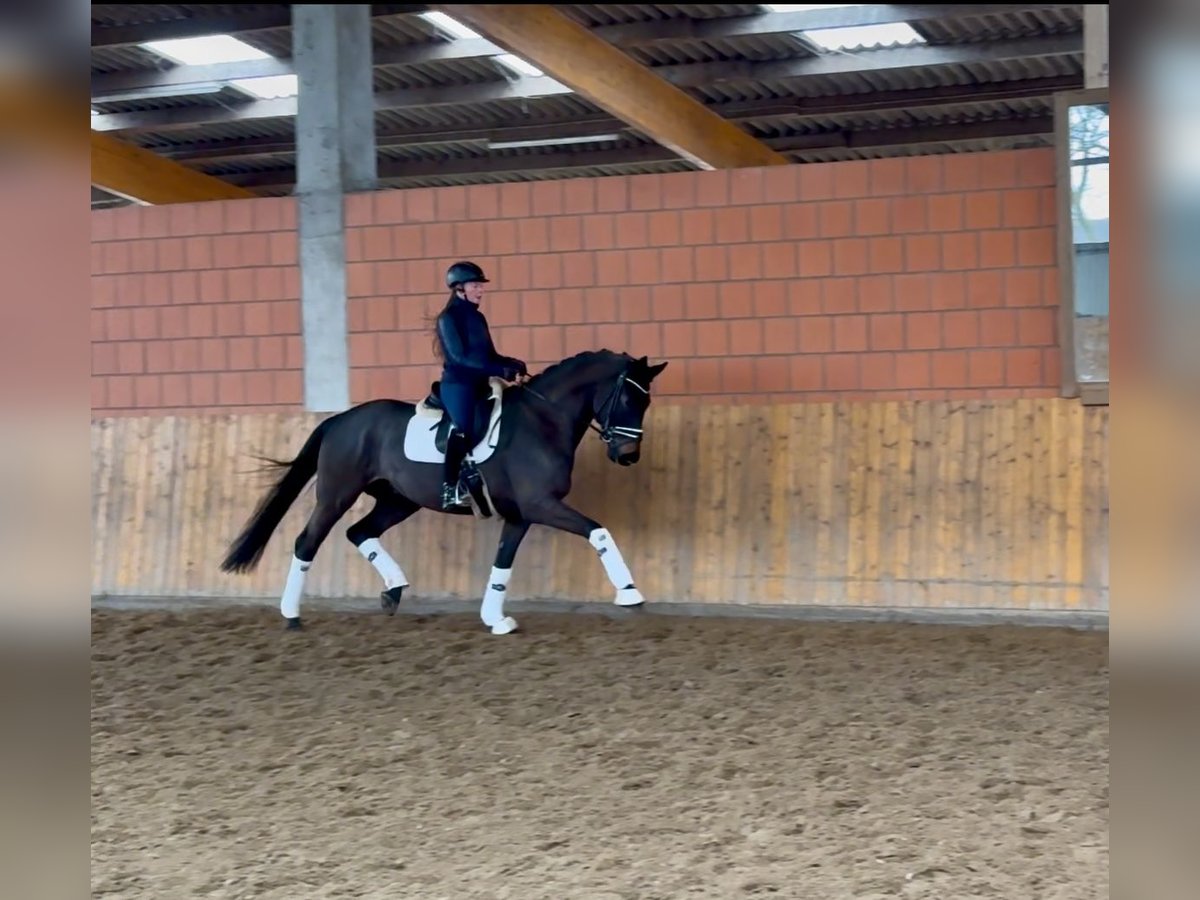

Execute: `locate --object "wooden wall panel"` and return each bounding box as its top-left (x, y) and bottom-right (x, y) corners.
top-left (91, 400), bottom-right (1109, 613)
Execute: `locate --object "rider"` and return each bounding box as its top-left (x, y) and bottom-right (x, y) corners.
top-left (435, 261), bottom-right (528, 509)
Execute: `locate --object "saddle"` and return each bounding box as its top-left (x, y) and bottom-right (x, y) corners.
top-left (415, 378), bottom-right (506, 456)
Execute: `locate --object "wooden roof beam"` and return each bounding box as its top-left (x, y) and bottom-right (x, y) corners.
top-left (428, 4), bottom-right (787, 171)
top-left (91, 6), bottom-right (426, 48)
top-left (91, 131), bottom-right (255, 204)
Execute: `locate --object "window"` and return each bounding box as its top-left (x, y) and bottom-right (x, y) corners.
top-left (1055, 89), bottom-right (1110, 404)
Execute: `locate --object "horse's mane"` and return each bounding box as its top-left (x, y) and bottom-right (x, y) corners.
top-left (528, 348), bottom-right (630, 386)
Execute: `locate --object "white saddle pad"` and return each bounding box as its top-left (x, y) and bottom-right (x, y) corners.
top-left (402, 378), bottom-right (505, 464)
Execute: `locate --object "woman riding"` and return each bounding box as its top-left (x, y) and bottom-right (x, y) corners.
top-left (435, 261), bottom-right (528, 509)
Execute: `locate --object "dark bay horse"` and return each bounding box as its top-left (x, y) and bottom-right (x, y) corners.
top-left (220, 349), bottom-right (669, 634)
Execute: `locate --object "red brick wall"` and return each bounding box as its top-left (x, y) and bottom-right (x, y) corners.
top-left (91, 148), bottom-right (1060, 415)
top-left (91, 197), bottom-right (301, 413)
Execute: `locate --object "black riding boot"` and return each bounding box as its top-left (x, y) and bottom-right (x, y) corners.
top-left (441, 432), bottom-right (469, 509)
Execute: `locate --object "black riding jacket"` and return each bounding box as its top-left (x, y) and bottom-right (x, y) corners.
top-left (436, 295), bottom-right (525, 383)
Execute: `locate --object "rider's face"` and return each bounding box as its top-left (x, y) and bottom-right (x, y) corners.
top-left (462, 281), bottom-right (485, 303)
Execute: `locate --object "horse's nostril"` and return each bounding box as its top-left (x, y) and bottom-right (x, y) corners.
top-left (617, 448), bottom-right (640, 466)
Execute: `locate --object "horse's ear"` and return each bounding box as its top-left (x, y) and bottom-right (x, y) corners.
top-left (647, 360), bottom-right (669, 381)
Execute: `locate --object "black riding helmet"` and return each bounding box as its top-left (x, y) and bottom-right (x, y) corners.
top-left (446, 261), bottom-right (490, 289)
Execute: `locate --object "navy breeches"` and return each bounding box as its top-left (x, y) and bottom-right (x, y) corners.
top-left (440, 379), bottom-right (484, 446)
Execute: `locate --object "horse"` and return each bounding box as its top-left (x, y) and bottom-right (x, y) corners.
top-left (219, 349), bottom-right (669, 635)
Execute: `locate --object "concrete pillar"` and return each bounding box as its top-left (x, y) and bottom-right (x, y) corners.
top-left (293, 4), bottom-right (377, 412)
top-left (1083, 4), bottom-right (1108, 90)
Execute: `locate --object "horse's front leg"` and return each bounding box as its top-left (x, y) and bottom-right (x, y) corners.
top-left (482, 518), bottom-right (530, 634)
top-left (524, 500), bottom-right (645, 608)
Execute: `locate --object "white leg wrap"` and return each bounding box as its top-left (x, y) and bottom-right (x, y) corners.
top-left (357, 538), bottom-right (409, 590)
top-left (588, 528), bottom-right (644, 606)
top-left (280, 555), bottom-right (309, 619)
top-left (481, 566), bottom-right (517, 634)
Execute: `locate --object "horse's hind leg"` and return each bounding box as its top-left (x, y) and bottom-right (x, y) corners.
top-left (280, 484), bottom-right (361, 630)
top-left (345, 485), bottom-right (420, 615)
top-left (523, 499), bottom-right (645, 608)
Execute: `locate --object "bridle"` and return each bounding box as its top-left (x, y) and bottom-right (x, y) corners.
top-left (519, 368), bottom-right (648, 446)
top-left (590, 369), bottom-right (648, 445)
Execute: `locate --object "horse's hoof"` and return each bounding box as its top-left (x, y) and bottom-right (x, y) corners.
top-left (381, 586), bottom-right (404, 616)
top-left (488, 616), bottom-right (519, 636)
top-left (614, 587), bottom-right (645, 608)
top-left (285, 617), bottom-right (303, 631)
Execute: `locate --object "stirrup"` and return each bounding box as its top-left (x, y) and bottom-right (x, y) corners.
top-left (441, 482), bottom-right (466, 509)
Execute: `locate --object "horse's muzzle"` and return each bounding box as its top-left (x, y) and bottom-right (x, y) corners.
top-left (611, 442), bottom-right (641, 466)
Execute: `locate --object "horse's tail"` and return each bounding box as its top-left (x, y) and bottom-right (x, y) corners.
top-left (219, 417), bottom-right (332, 574)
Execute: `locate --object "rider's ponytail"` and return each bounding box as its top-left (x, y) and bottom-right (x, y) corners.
top-left (428, 288), bottom-right (458, 362)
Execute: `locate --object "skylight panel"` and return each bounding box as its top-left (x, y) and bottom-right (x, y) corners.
top-left (419, 11), bottom-right (481, 40)
top-left (229, 75), bottom-right (299, 99)
top-left (495, 53), bottom-right (544, 77)
top-left (141, 35), bottom-right (270, 65)
top-left (763, 4), bottom-right (862, 11)
top-left (803, 22), bottom-right (926, 52)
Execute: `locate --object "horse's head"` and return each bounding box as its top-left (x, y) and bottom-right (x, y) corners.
top-left (593, 355), bottom-right (669, 466)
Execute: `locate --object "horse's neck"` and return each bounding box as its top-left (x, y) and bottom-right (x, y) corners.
top-left (532, 355), bottom-right (620, 442)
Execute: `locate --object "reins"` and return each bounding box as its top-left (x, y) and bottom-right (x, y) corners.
top-left (516, 368), bottom-right (648, 445)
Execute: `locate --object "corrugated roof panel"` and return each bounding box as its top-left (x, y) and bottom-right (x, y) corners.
top-left (716, 53), bottom-right (1084, 102)
top-left (739, 96), bottom-right (1055, 137)
top-left (91, 45), bottom-right (167, 74)
top-left (689, 81), bottom-right (783, 104)
top-left (372, 58), bottom-right (518, 90)
top-left (374, 94), bottom-right (608, 130)
top-left (194, 156), bottom-right (300, 177)
top-left (915, 6), bottom-right (1084, 43)
top-left (376, 141), bottom-right (488, 161)
top-left (133, 117), bottom-right (296, 150)
top-left (370, 14), bottom-right (447, 48)
top-left (629, 32), bottom-right (813, 66)
top-left (376, 106), bottom-right (480, 131)
top-left (187, 150), bottom-right (294, 168)
top-left (91, 4), bottom-right (282, 28)
top-left (91, 88), bottom-right (249, 116)
top-left (900, 107), bottom-right (1051, 131)
top-left (786, 132), bottom-right (1052, 164)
